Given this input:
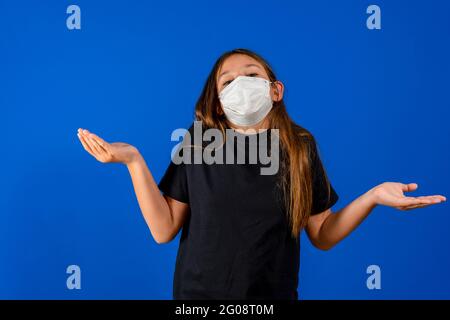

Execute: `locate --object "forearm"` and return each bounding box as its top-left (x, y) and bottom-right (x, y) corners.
top-left (317, 188), bottom-right (378, 249)
top-left (126, 153), bottom-right (173, 241)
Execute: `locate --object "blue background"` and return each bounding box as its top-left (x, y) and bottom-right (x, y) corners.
top-left (1, 0), bottom-right (449, 299)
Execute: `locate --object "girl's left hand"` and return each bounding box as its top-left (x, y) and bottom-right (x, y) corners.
top-left (370, 182), bottom-right (446, 211)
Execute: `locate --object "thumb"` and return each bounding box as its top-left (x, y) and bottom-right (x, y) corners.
top-left (402, 182), bottom-right (418, 193)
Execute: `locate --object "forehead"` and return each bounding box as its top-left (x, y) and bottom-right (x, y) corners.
top-left (217, 54), bottom-right (264, 77)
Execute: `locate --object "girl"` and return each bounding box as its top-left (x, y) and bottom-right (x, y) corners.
top-left (77, 48), bottom-right (445, 300)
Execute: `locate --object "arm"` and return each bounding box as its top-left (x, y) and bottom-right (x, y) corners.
top-left (306, 182), bottom-right (446, 250)
top-left (126, 155), bottom-right (189, 243)
top-left (77, 128), bottom-right (189, 244)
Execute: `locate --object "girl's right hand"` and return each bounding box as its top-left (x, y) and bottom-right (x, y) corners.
top-left (77, 128), bottom-right (140, 165)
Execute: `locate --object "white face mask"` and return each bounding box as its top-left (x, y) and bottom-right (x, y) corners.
top-left (218, 75), bottom-right (274, 126)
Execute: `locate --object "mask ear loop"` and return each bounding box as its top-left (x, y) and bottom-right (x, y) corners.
top-left (269, 80), bottom-right (280, 98)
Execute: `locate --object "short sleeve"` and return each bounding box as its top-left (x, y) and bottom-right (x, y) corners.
top-left (309, 138), bottom-right (339, 215)
top-left (158, 123), bottom-right (196, 204)
top-left (158, 160), bottom-right (189, 204)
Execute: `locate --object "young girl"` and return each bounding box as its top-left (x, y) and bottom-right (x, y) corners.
top-left (77, 48), bottom-right (445, 300)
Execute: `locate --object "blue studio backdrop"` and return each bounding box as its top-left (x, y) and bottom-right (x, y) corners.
top-left (1, 0), bottom-right (449, 299)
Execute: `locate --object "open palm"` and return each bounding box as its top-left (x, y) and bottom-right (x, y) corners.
top-left (77, 128), bottom-right (139, 165)
top-left (372, 182), bottom-right (445, 211)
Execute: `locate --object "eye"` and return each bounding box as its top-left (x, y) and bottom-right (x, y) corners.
top-left (221, 73), bottom-right (259, 89)
top-left (222, 79), bottom-right (233, 88)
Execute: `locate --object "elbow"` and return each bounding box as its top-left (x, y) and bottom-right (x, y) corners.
top-left (154, 236), bottom-right (172, 245)
top-left (317, 244), bottom-right (333, 251)
top-left (313, 241), bottom-right (335, 251)
top-left (151, 230), bottom-right (174, 245)
top-left (154, 237), bottom-right (168, 245)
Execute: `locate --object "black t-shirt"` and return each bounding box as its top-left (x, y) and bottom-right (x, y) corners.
top-left (158, 123), bottom-right (339, 300)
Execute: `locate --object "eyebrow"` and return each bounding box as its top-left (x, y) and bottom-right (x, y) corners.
top-left (218, 63), bottom-right (262, 81)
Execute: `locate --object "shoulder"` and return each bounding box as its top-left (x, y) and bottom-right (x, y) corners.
top-left (186, 120), bottom-right (219, 136)
top-left (291, 124), bottom-right (317, 158)
top-left (176, 121), bottom-right (218, 152)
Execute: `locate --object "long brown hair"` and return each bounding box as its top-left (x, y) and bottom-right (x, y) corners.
top-left (194, 48), bottom-right (332, 239)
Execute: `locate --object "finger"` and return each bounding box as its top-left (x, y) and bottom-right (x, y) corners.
top-left (81, 133), bottom-right (102, 157)
top-left (401, 203), bottom-right (433, 211)
top-left (78, 133), bottom-right (97, 157)
top-left (396, 197), bottom-right (425, 206)
top-left (421, 195), bottom-right (446, 202)
top-left (399, 197), bottom-right (444, 210)
top-left (402, 183), bottom-right (418, 193)
top-left (80, 129), bottom-right (110, 153)
top-left (89, 133), bottom-right (110, 153)
top-left (401, 200), bottom-right (445, 210)
top-left (80, 129), bottom-right (95, 141)
top-left (79, 129), bottom-right (102, 157)
top-left (86, 135), bottom-right (105, 155)
top-left (80, 128), bottom-right (91, 137)
top-left (416, 196), bottom-right (445, 203)
top-left (90, 137), bottom-right (107, 155)
top-left (78, 133), bottom-right (91, 152)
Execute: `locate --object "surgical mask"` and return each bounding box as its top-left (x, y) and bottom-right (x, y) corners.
top-left (218, 75), bottom-right (274, 126)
